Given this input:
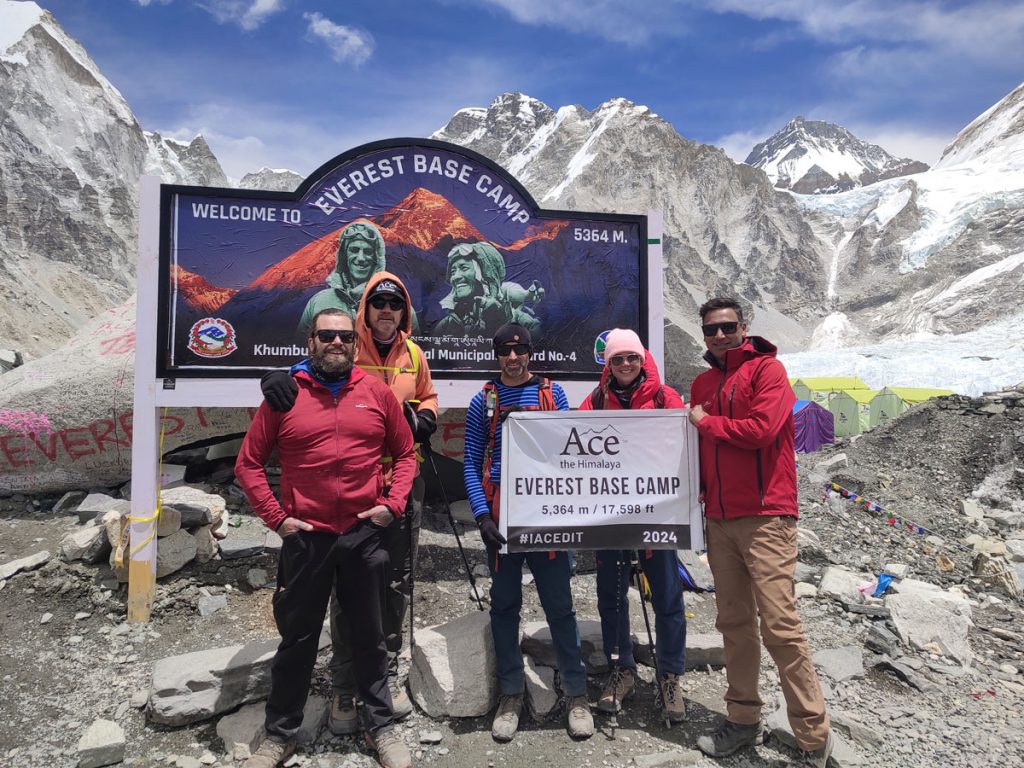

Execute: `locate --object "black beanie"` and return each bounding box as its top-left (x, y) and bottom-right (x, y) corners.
top-left (493, 323), bottom-right (531, 350)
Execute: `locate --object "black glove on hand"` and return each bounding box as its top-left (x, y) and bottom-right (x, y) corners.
top-left (477, 516), bottom-right (507, 548)
top-left (403, 402), bottom-right (438, 444)
top-left (261, 370), bottom-right (298, 412)
top-left (414, 409), bottom-right (436, 444)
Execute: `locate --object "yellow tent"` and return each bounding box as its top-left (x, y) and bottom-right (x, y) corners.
top-left (884, 386), bottom-right (955, 404)
top-left (827, 389), bottom-right (879, 435)
top-left (795, 376), bottom-right (872, 404)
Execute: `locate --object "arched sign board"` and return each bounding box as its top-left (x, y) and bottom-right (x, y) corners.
top-left (157, 138), bottom-right (653, 381)
top-left (130, 138), bottom-right (663, 621)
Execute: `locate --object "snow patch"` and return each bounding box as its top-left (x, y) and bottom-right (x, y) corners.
top-left (0, 0), bottom-right (43, 59)
top-left (925, 251), bottom-right (1024, 308)
top-left (542, 101), bottom-right (621, 202)
top-left (781, 313), bottom-right (1024, 396)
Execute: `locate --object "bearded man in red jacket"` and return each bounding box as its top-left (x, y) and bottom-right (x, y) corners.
top-left (688, 298), bottom-right (833, 768)
top-left (236, 308), bottom-right (415, 768)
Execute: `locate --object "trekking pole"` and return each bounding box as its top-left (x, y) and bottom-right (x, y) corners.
top-left (423, 441), bottom-right (485, 611)
top-left (607, 552), bottom-right (625, 738)
top-left (408, 498), bottom-right (416, 653)
top-left (631, 550), bottom-right (670, 728)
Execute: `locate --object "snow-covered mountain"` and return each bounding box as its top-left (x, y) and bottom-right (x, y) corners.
top-left (793, 81), bottom-right (1024, 352)
top-left (0, 0), bottom-right (227, 356)
top-left (435, 93), bottom-right (831, 383)
top-left (746, 117), bottom-right (928, 194)
top-left (238, 167), bottom-right (303, 192)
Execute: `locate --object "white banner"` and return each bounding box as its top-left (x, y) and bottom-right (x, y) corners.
top-left (499, 410), bottom-right (703, 552)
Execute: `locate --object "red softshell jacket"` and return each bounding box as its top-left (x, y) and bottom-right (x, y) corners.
top-left (235, 366), bottom-right (416, 534)
top-left (688, 336), bottom-right (797, 519)
top-left (577, 351), bottom-right (684, 411)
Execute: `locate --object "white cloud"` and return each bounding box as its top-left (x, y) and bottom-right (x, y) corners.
top-left (706, 0), bottom-right (1024, 62)
top-left (470, 0), bottom-right (688, 45)
top-left (156, 55), bottom-right (512, 180)
top-left (302, 12), bottom-right (374, 66)
top-left (196, 0), bottom-right (286, 31)
top-left (712, 128), bottom-right (769, 163)
top-left (845, 126), bottom-right (950, 166)
top-left (133, 0), bottom-right (173, 5)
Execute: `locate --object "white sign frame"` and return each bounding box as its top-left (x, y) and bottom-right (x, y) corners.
top-left (498, 409), bottom-right (702, 553)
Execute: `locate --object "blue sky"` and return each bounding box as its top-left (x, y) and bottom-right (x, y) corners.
top-left (35, 0), bottom-right (1024, 180)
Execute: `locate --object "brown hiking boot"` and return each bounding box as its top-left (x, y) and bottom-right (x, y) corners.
top-left (491, 693), bottom-right (523, 742)
top-left (566, 694), bottom-right (594, 739)
top-left (366, 727), bottom-right (411, 768)
top-left (659, 672), bottom-right (686, 723)
top-left (328, 692), bottom-right (359, 735)
top-left (387, 655), bottom-right (413, 720)
top-left (242, 736), bottom-right (296, 768)
top-left (596, 666), bottom-right (636, 713)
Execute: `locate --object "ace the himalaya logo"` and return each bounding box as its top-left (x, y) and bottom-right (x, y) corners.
top-left (188, 318), bottom-right (237, 358)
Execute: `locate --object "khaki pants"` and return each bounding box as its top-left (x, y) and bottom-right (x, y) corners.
top-left (706, 515), bottom-right (829, 750)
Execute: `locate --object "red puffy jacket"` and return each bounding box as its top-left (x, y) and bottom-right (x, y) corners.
top-left (578, 350), bottom-right (684, 411)
top-left (689, 336), bottom-right (797, 519)
top-left (235, 366), bottom-right (416, 534)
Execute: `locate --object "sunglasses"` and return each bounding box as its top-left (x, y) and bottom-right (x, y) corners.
top-left (702, 322), bottom-right (740, 337)
top-left (450, 243), bottom-right (476, 258)
top-left (369, 297), bottom-right (405, 311)
top-left (313, 329), bottom-right (356, 344)
top-left (609, 353), bottom-right (642, 366)
top-left (496, 343), bottom-right (530, 357)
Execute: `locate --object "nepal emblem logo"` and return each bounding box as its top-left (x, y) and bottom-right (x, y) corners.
top-left (188, 318), bottom-right (237, 358)
top-left (593, 330), bottom-right (611, 365)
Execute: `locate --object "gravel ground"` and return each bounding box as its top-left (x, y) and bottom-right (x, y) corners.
top-left (2, 389), bottom-right (1023, 767)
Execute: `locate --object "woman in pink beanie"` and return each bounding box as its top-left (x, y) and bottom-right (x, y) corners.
top-left (578, 328), bottom-right (689, 724)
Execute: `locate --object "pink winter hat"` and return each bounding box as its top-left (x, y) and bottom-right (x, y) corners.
top-left (604, 328), bottom-right (645, 362)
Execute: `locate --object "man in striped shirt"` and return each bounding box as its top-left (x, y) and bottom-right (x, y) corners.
top-left (463, 322), bottom-right (594, 743)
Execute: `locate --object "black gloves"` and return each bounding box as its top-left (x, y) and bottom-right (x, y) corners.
top-left (403, 401), bottom-right (437, 444)
top-left (261, 370), bottom-right (298, 412)
top-left (477, 516), bottom-right (507, 548)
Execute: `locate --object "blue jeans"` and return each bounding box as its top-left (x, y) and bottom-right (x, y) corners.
top-left (595, 549), bottom-right (687, 675)
top-left (486, 547), bottom-right (588, 696)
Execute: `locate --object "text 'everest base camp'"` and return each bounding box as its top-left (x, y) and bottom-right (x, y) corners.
top-left (2, 3), bottom-right (1024, 768)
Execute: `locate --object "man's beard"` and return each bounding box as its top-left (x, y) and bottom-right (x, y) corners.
top-left (310, 348), bottom-right (353, 381)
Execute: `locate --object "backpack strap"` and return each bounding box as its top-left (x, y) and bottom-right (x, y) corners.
top-left (654, 385), bottom-right (665, 409)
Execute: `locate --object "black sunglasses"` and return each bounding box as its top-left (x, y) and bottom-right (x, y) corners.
top-left (496, 343), bottom-right (530, 357)
top-left (369, 297), bottom-right (405, 311)
top-left (702, 322), bottom-right (739, 337)
top-left (313, 329), bottom-right (356, 344)
top-left (609, 353), bottom-right (642, 366)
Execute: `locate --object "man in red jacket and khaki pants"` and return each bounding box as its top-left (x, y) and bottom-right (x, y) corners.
top-left (236, 308), bottom-right (415, 768)
top-left (688, 298), bottom-right (833, 767)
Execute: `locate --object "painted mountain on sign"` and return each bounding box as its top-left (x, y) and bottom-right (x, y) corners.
top-left (188, 187), bottom-right (571, 344)
top-left (173, 266), bottom-right (238, 314)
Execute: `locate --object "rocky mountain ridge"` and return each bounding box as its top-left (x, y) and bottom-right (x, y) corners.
top-left (745, 117), bottom-right (928, 194)
top-left (0, 1), bottom-right (226, 357)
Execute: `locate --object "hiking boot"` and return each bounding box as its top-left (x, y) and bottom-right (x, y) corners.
top-left (242, 736), bottom-right (296, 768)
top-left (800, 730), bottom-right (835, 768)
top-left (696, 718), bottom-right (765, 757)
top-left (566, 694), bottom-right (594, 739)
top-left (491, 693), bottom-right (523, 742)
top-left (328, 692), bottom-right (359, 736)
top-left (387, 654), bottom-right (413, 720)
top-left (596, 667), bottom-right (636, 713)
top-left (658, 672), bottom-right (686, 723)
top-left (366, 727), bottom-right (411, 768)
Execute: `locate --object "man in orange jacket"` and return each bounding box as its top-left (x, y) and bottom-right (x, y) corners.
top-left (262, 272), bottom-right (437, 731)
